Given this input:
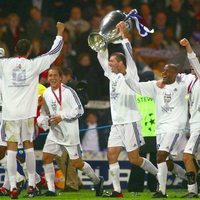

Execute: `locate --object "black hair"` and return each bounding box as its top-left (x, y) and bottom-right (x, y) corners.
top-left (48, 66), bottom-right (62, 77)
top-left (110, 52), bottom-right (126, 67)
top-left (15, 39), bottom-right (31, 56)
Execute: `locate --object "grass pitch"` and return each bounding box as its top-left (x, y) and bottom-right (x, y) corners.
top-left (0, 189), bottom-right (197, 200)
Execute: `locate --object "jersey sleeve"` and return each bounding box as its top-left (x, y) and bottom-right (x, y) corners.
top-left (97, 49), bottom-right (112, 79)
top-left (60, 88), bottom-right (84, 121)
top-left (32, 36), bottom-right (63, 74)
top-left (121, 39), bottom-right (139, 82)
top-left (188, 51), bottom-right (200, 79)
top-left (125, 72), bottom-right (156, 98)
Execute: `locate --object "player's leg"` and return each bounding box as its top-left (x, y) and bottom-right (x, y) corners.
top-left (0, 145), bottom-right (10, 196)
top-left (22, 118), bottom-right (37, 197)
top-left (42, 138), bottom-right (60, 196)
top-left (65, 144), bottom-right (104, 196)
top-left (182, 132), bottom-right (200, 198)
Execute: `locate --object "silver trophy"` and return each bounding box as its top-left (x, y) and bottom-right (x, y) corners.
top-left (88, 10), bottom-right (135, 52)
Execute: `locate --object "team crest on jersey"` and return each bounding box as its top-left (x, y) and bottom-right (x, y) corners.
top-left (51, 100), bottom-right (57, 117)
top-left (111, 79), bottom-right (120, 100)
top-left (161, 91), bottom-right (174, 112)
top-left (11, 65), bottom-right (26, 86)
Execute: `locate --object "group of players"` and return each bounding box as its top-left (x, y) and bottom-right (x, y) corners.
top-left (0, 19), bottom-right (199, 199)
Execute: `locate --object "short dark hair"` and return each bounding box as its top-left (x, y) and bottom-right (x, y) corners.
top-left (61, 67), bottom-right (73, 76)
top-left (48, 66), bottom-right (62, 77)
top-left (15, 39), bottom-right (31, 56)
top-left (110, 52), bottom-right (126, 67)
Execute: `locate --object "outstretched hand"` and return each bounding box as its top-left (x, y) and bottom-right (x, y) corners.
top-left (179, 38), bottom-right (189, 47)
top-left (56, 22), bottom-right (65, 36)
top-left (116, 21), bottom-right (127, 39)
top-left (179, 38), bottom-right (193, 53)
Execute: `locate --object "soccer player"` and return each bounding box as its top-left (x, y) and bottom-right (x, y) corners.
top-left (180, 38), bottom-right (200, 198)
top-left (0, 22), bottom-right (64, 199)
top-left (37, 67), bottom-right (104, 196)
top-left (96, 22), bottom-right (158, 197)
top-left (122, 21), bottom-right (194, 197)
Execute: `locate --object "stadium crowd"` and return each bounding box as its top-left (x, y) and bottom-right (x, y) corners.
top-left (0, 0), bottom-right (200, 199)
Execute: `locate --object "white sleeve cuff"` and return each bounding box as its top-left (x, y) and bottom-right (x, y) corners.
top-left (56, 35), bottom-right (63, 40)
top-left (187, 51), bottom-right (196, 59)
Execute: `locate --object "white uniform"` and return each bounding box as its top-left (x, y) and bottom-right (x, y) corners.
top-left (0, 35), bottom-right (63, 143)
top-left (0, 78), bottom-right (6, 146)
top-left (97, 38), bottom-right (144, 152)
top-left (184, 52), bottom-right (200, 155)
top-left (125, 57), bottom-right (194, 155)
top-left (40, 84), bottom-right (84, 159)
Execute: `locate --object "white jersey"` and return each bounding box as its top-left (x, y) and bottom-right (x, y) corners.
top-left (125, 64), bottom-right (194, 134)
top-left (187, 52), bottom-right (200, 132)
top-left (0, 36), bottom-right (63, 120)
top-left (97, 39), bottom-right (141, 125)
top-left (41, 84), bottom-right (84, 146)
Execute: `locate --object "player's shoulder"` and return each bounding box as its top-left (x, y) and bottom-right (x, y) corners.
top-left (62, 84), bottom-right (76, 93)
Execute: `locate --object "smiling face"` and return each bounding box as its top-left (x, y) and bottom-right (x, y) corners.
top-left (48, 68), bottom-right (62, 90)
top-left (109, 55), bottom-right (120, 74)
top-left (161, 64), bottom-right (178, 84)
top-left (108, 53), bottom-right (126, 74)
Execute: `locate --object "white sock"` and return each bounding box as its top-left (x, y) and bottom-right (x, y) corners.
top-left (43, 163), bottom-right (55, 192)
top-left (157, 162), bottom-right (168, 195)
top-left (7, 150), bottom-right (17, 190)
top-left (140, 157), bottom-right (158, 176)
top-left (109, 163), bottom-right (121, 193)
top-left (21, 162), bottom-right (28, 179)
top-left (3, 170), bottom-right (10, 190)
top-left (35, 172), bottom-right (41, 184)
top-left (25, 148), bottom-right (36, 187)
top-left (82, 162), bottom-right (100, 185)
top-left (0, 156), bottom-right (9, 189)
top-left (188, 183), bottom-right (198, 194)
top-left (0, 156), bottom-right (7, 164)
top-left (172, 163), bottom-right (187, 180)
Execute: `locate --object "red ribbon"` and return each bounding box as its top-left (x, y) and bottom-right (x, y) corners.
top-left (51, 84), bottom-right (62, 107)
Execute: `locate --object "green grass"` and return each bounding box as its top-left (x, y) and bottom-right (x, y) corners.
top-left (1, 189), bottom-right (198, 200)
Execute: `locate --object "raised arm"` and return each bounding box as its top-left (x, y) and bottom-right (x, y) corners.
top-left (60, 88), bottom-right (84, 122)
top-left (180, 38), bottom-right (200, 79)
top-left (33, 22), bottom-right (65, 74)
top-left (116, 21), bottom-right (139, 81)
top-left (97, 48), bottom-right (112, 78)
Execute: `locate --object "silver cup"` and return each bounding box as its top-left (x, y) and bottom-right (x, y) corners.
top-left (88, 10), bottom-right (134, 52)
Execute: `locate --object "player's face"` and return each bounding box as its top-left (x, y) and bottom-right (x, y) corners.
top-left (48, 69), bottom-right (62, 90)
top-left (109, 56), bottom-right (120, 74)
top-left (161, 65), bottom-right (177, 84)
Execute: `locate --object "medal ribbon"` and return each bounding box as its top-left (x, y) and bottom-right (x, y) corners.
top-left (52, 84), bottom-right (62, 107)
top-left (188, 78), bottom-right (198, 94)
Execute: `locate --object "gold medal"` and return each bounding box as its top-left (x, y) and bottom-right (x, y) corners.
top-left (185, 94), bottom-right (190, 100)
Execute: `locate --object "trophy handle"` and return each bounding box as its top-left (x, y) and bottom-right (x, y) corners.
top-left (88, 32), bottom-right (107, 52)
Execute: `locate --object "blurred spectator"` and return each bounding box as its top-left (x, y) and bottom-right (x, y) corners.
top-left (81, 112), bottom-right (108, 151)
top-left (29, 38), bottom-right (44, 58)
top-left (139, 3), bottom-right (153, 29)
top-left (153, 10), bottom-right (167, 34)
top-left (163, 26), bottom-right (180, 51)
top-left (76, 14), bottom-right (101, 54)
top-left (81, 112), bottom-right (100, 152)
top-left (2, 13), bottom-right (26, 56)
top-left (74, 52), bottom-right (102, 100)
top-left (26, 6), bottom-right (56, 51)
top-left (65, 7), bottom-right (90, 45)
top-left (166, 0), bottom-right (194, 41)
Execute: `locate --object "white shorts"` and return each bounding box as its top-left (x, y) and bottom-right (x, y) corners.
top-left (43, 137), bottom-right (82, 160)
top-left (2, 118), bottom-right (35, 143)
top-left (108, 122), bottom-right (144, 152)
top-left (184, 130), bottom-right (200, 155)
top-left (157, 131), bottom-right (183, 157)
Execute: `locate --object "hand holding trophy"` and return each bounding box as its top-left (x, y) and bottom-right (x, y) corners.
top-left (88, 9), bottom-right (154, 52)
